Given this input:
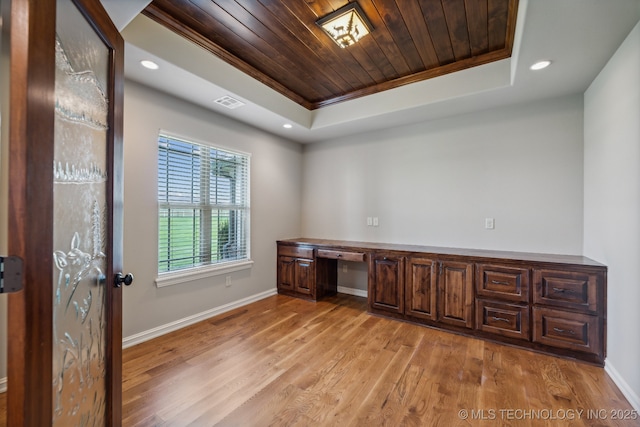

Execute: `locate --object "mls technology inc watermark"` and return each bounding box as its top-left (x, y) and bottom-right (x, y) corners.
top-left (457, 408), bottom-right (638, 422)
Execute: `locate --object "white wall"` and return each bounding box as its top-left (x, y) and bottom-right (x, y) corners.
top-left (584, 21), bottom-right (640, 409)
top-left (122, 81), bottom-right (302, 339)
top-left (302, 96), bottom-right (585, 257)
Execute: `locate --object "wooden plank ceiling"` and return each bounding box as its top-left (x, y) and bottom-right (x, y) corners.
top-left (143, 0), bottom-right (519, 110)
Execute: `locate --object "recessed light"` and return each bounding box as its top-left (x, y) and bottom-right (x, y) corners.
top-left (530, 60), bottom-right (551, 71)
top-left (283, 124), bottom-right (293, 129)
top-left (140, 60), bottom-right (159, 70)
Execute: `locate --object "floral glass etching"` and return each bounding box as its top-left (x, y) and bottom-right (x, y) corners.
top-left (53, 1), bottom-right (110, 424)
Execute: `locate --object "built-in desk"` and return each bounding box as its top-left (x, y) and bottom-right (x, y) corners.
top-left (277, 238), bottom-right (607, 365)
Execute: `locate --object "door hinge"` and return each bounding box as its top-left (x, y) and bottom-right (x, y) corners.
top-left (0, 256), bottom-right (23, 293)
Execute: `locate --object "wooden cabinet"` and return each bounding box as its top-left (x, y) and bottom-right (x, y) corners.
top-left (438, 261), bottom-right (474, 329)
top-left (532, 268), bottom-right (604, 360)
top-left (277, 256), bottom-right (315, 298)
top-left (277, 239), bottom-right (607, 365)
top-left (294, 258), bottom-right (315, 296)
top-left (277, 245), bottom-right (316, 299)
top-left (369, 253), bottom-right (404, 315)
top-left (475, 264), bottom-right (530, 340)
top-left (316, 248), bottom-right (365, 262)
top-left (533, 307), bottom-right (599, 354)
top-left (405, 258), bottom-right (474, 329)
top-left (405, 257), bottom-right (437, 321)
top-left (533, 268), bottom-right (599, 313)
top-left (476, 264), bottom-right (529, 303)
top-left (277, 256), bottom-right (296, 293)
top-left (476, 299), bottom-right (530, 340)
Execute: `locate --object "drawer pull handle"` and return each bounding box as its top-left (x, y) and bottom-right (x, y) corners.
top-left (336, 254), bottom-right (342, 257)
top-left (553, 327), bottom-right (575, 335)
top-left (491, 316), bottom-right (510, 323)
top-left (491, 280), bottom-right (510, 285)
top-left (299, 263), bottom-right (309, 267)
top-left (552, 287), bottom-right (575, 294)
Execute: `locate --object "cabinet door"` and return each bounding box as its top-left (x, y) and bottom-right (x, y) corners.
top-left (369, 254), bottom-right (404, 314)
top-left (277, 256), bottom-right (296, 292)
top-left (438, 261), bottom-right (474, 328)
top-left (295, 258), bottom-right (315, 297)
top-left (405, 257), bottom-right (437, 321)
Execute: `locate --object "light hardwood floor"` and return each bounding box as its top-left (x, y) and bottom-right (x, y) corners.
top-left (0, 294), bottom-right (637, 426)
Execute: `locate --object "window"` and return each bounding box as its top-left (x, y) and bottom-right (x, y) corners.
top-left (157, 134), bottom-right (250, 276)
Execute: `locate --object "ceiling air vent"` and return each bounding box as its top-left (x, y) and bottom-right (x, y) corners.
top-left (214, 95), bottom-right (245, 109)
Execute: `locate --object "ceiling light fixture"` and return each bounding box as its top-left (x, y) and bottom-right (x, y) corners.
top-left (530, 60), bottom-right (551, 71)
top-left (140, 60), bottom-right (159, 70)
top-left (316, 2), bottom-right (373, 48)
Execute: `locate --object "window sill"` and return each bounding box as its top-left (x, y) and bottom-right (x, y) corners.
top-left (155, 260), bottom-right (254, 288)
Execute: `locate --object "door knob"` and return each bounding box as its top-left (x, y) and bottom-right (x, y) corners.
top-left (114, 272), bottom-right (134, 287)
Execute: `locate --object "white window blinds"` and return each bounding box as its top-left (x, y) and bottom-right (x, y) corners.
top-left (158, 134), bottom-right (250, 273)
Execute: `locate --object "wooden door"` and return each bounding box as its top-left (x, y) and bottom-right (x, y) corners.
top-left (369, 254), bottom-right (404, 314)
top-left (437, 261), bottom-right (474, 329)
top-left (6, 0), bottom-right (125, 425)
top-left (405, 257), bottom-right (437, 321)
top-left (294, 258), bottom-right (315, 297)
top-left (277, 256), bottom-right (296, 292)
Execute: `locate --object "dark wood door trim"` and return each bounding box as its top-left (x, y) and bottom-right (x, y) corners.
top-left (72, 1), bottom-right (126, 423)
top-left (7, 0), bottom-right (56, 424)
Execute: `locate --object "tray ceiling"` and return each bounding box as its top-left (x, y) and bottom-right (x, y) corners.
top-left (143, 0), bottom-right (519, 110)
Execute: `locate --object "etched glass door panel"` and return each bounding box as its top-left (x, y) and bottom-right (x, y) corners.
top-left (53, 1), bottom-right (110, 424)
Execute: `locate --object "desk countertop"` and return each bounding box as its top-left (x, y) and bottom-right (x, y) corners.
top-left (277, 238), bottom-right (606, 268)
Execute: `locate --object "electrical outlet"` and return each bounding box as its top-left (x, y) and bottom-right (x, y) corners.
top-left (342, 263), bottom-right (348, 273)
top-left (367, 217), bottom-right (373, 226)
top-left (373, 217), bottom-right (379, 227)
top-left (485, 218), bottom-right (495, 229)
top-left (225, 276), bottom-right (232, 287)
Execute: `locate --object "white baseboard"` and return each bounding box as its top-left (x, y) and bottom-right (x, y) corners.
top-left (605, 359), bottom-right (640, 412)
top-left (0, 376), bottom-right (6, 393)
top-left (337, 285), bottom-right (368, 298)
top-left (122, 288), bottom-right (277, 349)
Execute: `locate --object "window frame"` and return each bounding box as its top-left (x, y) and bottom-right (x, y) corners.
top-left (155, 131), bottom-right (252, 287)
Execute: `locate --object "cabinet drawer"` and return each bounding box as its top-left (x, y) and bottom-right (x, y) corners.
top-left (476, 299), bottom-right (529, 340)
top-left (477, 264), bottom-right (529, 302)
top-left (533, 307), bottom-right (600, 355)
top-left (278, 245), bottom-right (314, 259)
top-left (533, 269), bottom-right (599, 313)
top-left (316, 249), bottom-right (365, 262)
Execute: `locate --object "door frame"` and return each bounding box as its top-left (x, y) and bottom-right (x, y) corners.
top-left (6, 0), bottom-right (124, 425)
